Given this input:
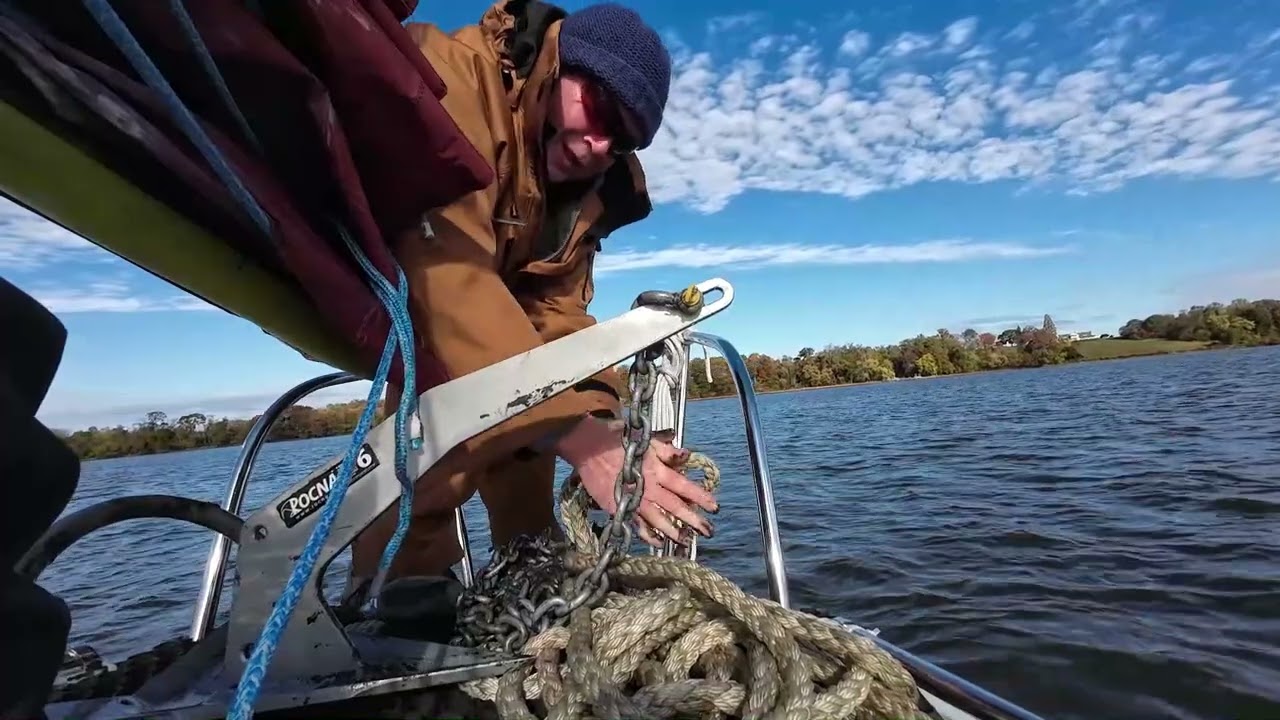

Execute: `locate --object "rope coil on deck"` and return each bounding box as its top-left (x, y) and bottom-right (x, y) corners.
top-left (458, 452), bottom-right (929, 720)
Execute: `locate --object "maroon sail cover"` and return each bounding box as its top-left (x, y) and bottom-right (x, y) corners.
top-left (0, 0), bottom-right (493, 393)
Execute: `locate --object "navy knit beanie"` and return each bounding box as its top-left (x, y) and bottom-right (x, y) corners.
top-left (558, 3), bottom-right (671, 149)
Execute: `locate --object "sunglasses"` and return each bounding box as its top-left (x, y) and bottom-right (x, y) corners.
top-left (580, 81), bottom-right (638, 156)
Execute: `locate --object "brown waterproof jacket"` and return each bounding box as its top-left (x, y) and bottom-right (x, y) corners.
top-left (397, 1), bottom-right (655, 471)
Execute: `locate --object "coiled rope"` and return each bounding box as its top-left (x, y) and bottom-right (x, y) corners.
top-left (79, 3), bottom-right (423, 717)
top-left (460, 453), bottom-right (929, 720)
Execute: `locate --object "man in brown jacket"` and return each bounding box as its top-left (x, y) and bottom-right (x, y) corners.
top-left (348, 1), bottom-right (717, 591)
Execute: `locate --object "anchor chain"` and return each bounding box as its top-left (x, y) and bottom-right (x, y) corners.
top-left (453, 286), bottom-right (705, 654)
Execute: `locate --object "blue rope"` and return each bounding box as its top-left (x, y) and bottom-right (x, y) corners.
top-left (226, 243), bottom-right (420, 719)
top-left (333, 223), bottom-right (425, 576)
top-left (165, 0), bottom-right (264, 155)
top-left (81, 2), bottom-right (424, 716)
top-left (226, 322), bottom-right (399, 720)
top-left (226, 270), bottom-right (418, 720)
top-left (80, 0), bottom-right (272, 236)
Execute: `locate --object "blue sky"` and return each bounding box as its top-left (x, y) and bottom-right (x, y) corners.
top-left (5, 0), bottom-right (1279, 430)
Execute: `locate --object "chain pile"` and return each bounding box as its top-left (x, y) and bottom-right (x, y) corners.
top-left (452, 528), bottom-right (574, 653)
top-left (453, 288), bottom-right (698, 654)
top-left (451, 287), bottom-right (929, 719)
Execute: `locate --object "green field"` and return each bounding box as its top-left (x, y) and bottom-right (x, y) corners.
top-left (1073, 338), bottom-right (1211, 360)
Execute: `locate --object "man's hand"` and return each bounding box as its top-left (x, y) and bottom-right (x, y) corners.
top-left (554, 415), bottom-right (717, 546)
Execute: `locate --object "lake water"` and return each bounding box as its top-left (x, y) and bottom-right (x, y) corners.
top-left (36, 345), bottom-right (1280, 720)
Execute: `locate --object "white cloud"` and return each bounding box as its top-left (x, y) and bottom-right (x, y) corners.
top-left (1006, 21), bottom-right (1035, 42)
top-left (641, 8), bottom-right (1280, 213)
top-left (26, 280), bottom-right (216, 314)
top-left (885, 32), bottom-right (933, 57)
top-left (838, 30), bottom-right (870, 58)
top-left (707, 12), bottom-right (765, 35)
top-left (1184, 55), bottom-right (1233, 75)
top-left (942, 18), bottom-right (979, 51)
top-left (0, 199), bottom-right (100, 269)
top-left (595, 239), bottom-right (1070, 274)
top-left (1253, 28), bottom-right (1280, 51)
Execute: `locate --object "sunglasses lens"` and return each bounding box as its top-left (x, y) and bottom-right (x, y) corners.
top-left (584, 83), bottom-right (636, 154)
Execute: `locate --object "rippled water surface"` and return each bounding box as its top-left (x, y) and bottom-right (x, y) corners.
top-left (40, 346), bottom-right (1280, 720)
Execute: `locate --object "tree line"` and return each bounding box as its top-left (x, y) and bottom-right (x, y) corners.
top-left (1117, 297), bottom-right (1280, 344)
top-left (60, 400), bottom-right (378, 460)
top-left (60, 298), bottom-right (1279, 460)
top-left (665, 298), bottom-right (1277, 400)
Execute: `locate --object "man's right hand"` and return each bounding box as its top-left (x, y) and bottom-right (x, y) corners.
top-left (554, 415), bottom-right (716, 546)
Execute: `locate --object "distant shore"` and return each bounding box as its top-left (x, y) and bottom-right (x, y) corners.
top-left (686, 337), bottom-right (1230, 402)
top-left (60, 296), bottom-right (1280, 460)
top-left (66, 337), bottom-right (1271, 461)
